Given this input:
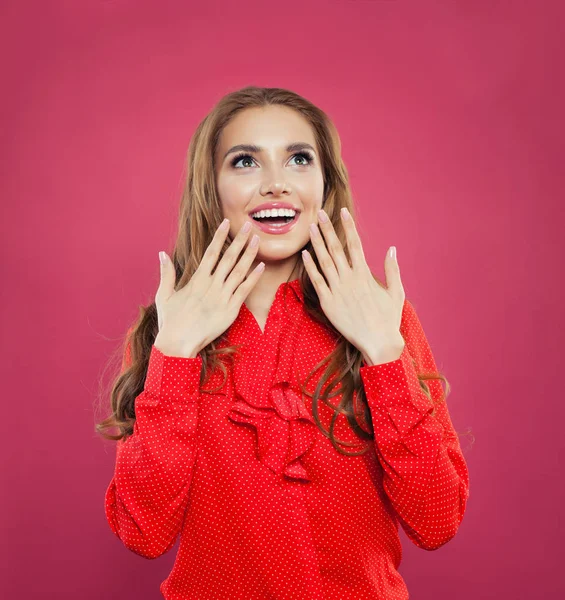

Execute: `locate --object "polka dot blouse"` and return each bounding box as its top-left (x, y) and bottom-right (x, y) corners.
top-left (105, 278), bottom-right (470, 599)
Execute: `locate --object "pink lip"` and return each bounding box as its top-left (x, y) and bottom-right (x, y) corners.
top-left (248, 201), bottom-right (300, 214)
top-left (249, 212), bottom-right (300, 235)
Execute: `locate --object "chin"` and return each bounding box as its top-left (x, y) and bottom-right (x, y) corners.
top-left (255, 246), bottom-right (305, 262)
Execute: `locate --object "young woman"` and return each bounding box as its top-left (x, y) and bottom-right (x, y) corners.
top-left (98, 86), bottom-right (470, 600)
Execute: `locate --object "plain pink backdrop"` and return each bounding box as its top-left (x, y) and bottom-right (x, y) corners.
top-left (1, 0), bottom-right (563, 598)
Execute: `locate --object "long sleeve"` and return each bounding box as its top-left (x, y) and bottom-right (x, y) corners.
top-left (104, 343), bottom-right (203, 559)
top-left (359, 299), bottom-right (470, 551)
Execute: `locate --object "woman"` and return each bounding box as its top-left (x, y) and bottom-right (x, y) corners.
top-left (98, 86), bottom-right (470, 600)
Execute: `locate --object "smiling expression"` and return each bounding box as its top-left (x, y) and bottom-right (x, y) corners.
top-left (214, 105), bottom-right (325, 266)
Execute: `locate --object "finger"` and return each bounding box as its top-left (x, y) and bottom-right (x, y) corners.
top-left (340, 207), bottom-right (368, 272)
top-left (198, 218), bottom-right (231, 277)
top-left (224, 233), bottom-right (260, 294)
top-left (156, 251), bottom-right (175, 305)
top-left (301, 249), bottom-right (330, 301)
top-left (155, 251), bottom-right (174, 331)
top-left (213, 220), bottom-right (254, 283)
top-left (231, 260), bottom-right (266, 307)
top-left (316, 209), bottom-right (351, 277)
top-left (384, 246), bottom-right (405, 303)
top-left (309, 221), bottom-right (340, 288)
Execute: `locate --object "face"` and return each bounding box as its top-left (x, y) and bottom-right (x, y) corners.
top-left (214, 105), bottom-right (325, 270)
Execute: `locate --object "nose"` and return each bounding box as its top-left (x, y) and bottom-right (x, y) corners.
top-left (260, 181), bottom-right (289, 196)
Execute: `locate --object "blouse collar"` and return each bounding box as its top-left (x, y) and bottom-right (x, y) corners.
top-left (226, 275), bottom-right (315, 482)
top-left (284, 278), bottom-right (304, 305)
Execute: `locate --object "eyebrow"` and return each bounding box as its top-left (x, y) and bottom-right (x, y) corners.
top-left (222, 142), bottom-right (316, 161)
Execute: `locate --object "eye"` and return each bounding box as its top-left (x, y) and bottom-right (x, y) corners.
top-left (230, 151), bottom-right (315, 169)
top-left (289, 151), bottom-right (314, 166)
top-left (231, 153), bottom-right (255, 169)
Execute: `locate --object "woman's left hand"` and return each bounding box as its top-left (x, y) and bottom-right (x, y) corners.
top-left (302, 207), bottom-right (406, 366)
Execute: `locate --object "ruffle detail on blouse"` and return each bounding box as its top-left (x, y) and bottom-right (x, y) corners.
top-left (228, 380), bottom-right (316, 482)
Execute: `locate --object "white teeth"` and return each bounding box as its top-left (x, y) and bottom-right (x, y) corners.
top-left (251, 208), bottom-right (296, 219)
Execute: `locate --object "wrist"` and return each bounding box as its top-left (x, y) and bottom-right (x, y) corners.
top-left (361, 335), bottom-right (405, 367)
top-left (154, 333), bottom-right (200, 358)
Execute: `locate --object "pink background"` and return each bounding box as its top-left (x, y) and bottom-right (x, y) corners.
top-left (2, 0), bottom-right (563, 598)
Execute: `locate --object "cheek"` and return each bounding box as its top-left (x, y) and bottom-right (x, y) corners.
top-left (217, 175), bottom-right (255, 211)
top-left (293, 172), bottom-right (325, 202)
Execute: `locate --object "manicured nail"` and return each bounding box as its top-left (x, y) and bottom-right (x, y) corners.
top-left (242, 221), bottom-right (252, 233)
top-left (341, 207), bottom-right (350, 221)
top-left (318, 209), bottom-right (329, 223)
top-left (220, 218), bottom-right (229, 230)
top-left (310, 223), bottom-right (319, 236)
top-left (389, 246), bottom-right (396, 259)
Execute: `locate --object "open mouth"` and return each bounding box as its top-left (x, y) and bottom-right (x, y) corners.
top-left (248, 210), bottom-right (300, 233)
top-left (251, 214), bottom-right (297, 226)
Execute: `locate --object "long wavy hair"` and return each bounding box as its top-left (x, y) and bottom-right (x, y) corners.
top-left (96, 85), bottom-right (470, 455)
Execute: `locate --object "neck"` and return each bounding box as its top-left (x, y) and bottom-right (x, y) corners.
top-left (244, 255), bottom-right (301, 315)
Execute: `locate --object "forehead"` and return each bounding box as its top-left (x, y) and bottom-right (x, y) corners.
top-left (217, 105), bottom-right (317, 150)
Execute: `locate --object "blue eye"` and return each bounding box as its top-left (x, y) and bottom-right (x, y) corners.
top-left (230, 151), bottom-right (314, 169)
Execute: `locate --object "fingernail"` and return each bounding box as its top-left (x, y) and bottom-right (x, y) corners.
top-left (242, 221), bottom-right (252, 233)
top-left (159, 251), bottom-right (167, 265)
top-left (318, 209), bottom-right (329, 223)
top-left (220, 218), bottom-right (230, 231)
top-left (341, 207), bottom-right (350, 221)
top-left (389, 246), bottom-right (396, 259)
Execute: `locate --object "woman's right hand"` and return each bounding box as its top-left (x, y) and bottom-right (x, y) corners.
top-left (154, 219), bottom-right (264, 358)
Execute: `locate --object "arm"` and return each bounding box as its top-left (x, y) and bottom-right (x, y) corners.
top-left (104, 337), bottom-right (203, 559)
top-left (359, 299), bottom-right (470, 551)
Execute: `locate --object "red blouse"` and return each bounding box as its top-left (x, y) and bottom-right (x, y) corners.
top-left (105, 278), bottom-right (470, 600)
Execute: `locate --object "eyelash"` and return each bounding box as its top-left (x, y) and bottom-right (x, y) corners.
top-left (230, 150), bottom-right (315, 169)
